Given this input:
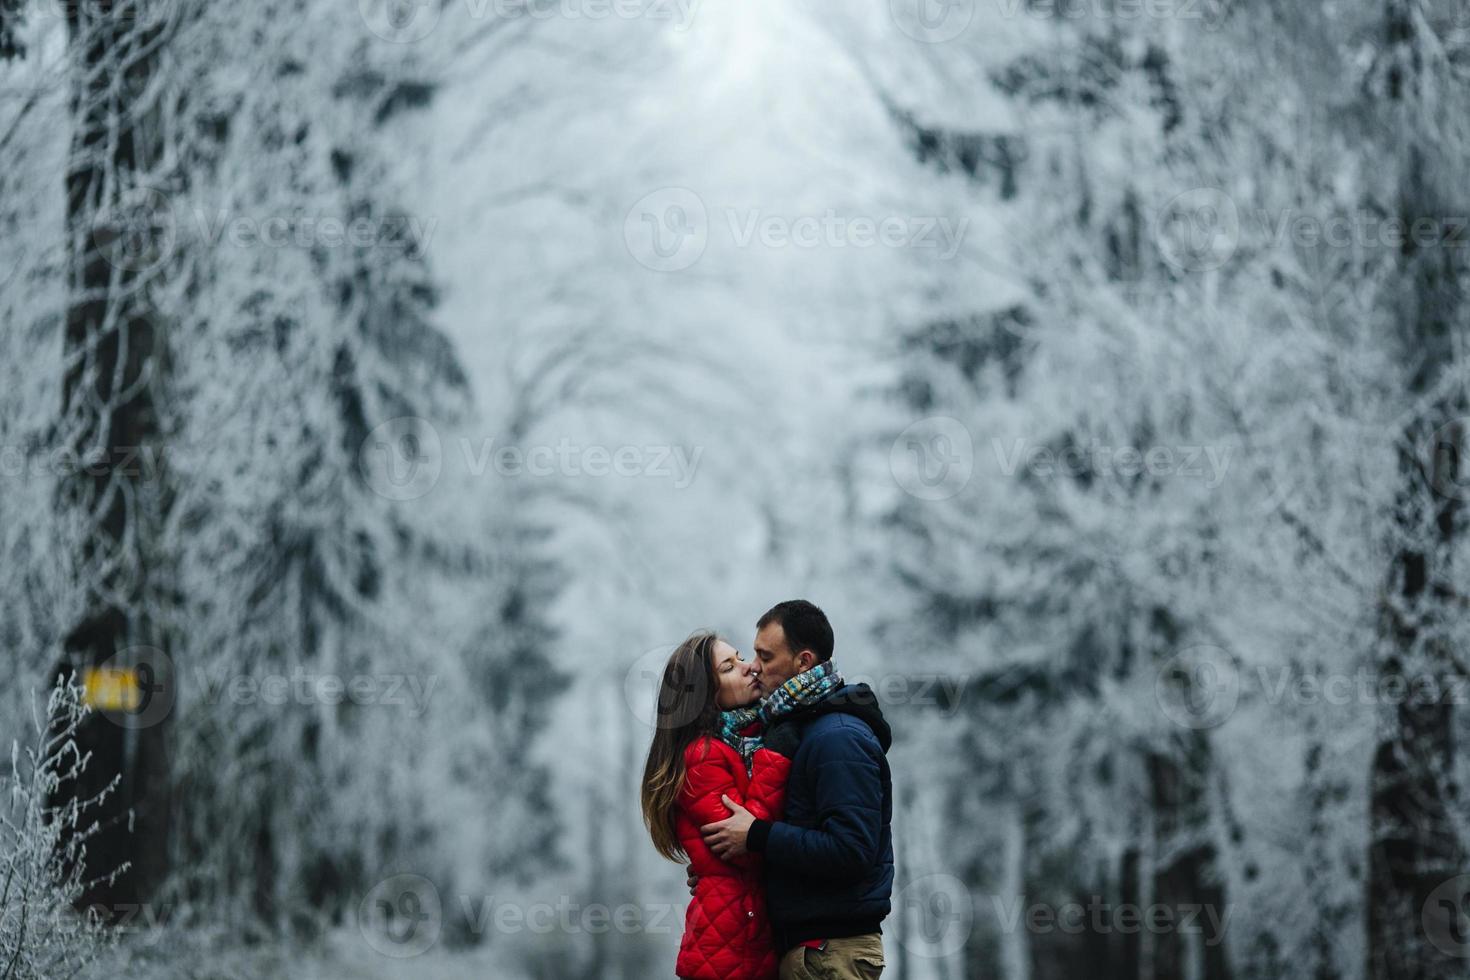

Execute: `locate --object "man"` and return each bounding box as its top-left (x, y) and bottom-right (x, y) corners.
top-left (701, 600), bottom-right (894, 980)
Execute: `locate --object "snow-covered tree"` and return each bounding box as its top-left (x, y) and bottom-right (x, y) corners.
top-left (863, 1), bottom-right (1470, 977)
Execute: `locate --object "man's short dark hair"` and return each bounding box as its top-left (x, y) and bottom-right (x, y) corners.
top-left (757, 599), bottom-right (834, 663)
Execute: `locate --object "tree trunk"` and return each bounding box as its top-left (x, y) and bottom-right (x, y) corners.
top-left (53, 0), bottom-right (175, 915)
top-left (1149, 734), bottom-right (1231, 980)
top-left (1365, 5), bottom-right (1468, 979)
top-left (1118, 845), bottom-right (1143, 980)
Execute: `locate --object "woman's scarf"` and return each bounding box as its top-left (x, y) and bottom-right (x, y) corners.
top-left (717, 660), bottom-right (845, 771)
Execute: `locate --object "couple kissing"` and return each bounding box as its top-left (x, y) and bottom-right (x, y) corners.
top-left (640, 600), bottom-right (894, 980)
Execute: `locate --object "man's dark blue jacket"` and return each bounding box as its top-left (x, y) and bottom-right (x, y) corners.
top-left (746, 682), bottom-right (894, 952)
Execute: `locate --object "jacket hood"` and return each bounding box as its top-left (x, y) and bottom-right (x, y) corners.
top-left (792, 682), bottom-right (892, 753)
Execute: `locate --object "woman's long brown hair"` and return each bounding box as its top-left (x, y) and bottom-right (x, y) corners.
top-left (640, 630), bottom-right (723, 863)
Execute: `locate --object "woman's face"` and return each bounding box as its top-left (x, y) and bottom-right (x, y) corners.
top-left (712, 639), bottom-right (761, 710)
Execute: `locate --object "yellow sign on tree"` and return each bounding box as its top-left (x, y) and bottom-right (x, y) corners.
top-left (81, 666), bottom-right (142, 713)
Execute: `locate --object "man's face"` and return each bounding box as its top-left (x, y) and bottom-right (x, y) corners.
top-left (753, 621), bottom-right (814, 695)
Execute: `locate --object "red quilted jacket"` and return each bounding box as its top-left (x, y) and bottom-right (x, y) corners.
top-left (674, 735), bottom-right (791, 980)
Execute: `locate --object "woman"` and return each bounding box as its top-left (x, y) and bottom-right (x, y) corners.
top-left (640, 631), bottom-right (793, 980)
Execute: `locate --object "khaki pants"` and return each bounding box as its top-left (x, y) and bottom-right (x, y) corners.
top-left (777, 934), bottom-right (885, 980)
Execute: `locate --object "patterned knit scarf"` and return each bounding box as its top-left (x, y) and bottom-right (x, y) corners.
top-left (717, 660), bottom-right (845, 771)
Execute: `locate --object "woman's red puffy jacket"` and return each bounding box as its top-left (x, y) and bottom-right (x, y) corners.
top-left (674, 735), bottom-right (791, 980)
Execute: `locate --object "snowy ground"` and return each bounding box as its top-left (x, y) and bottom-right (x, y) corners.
top-left (92, 928), bottom-right (526, 980)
